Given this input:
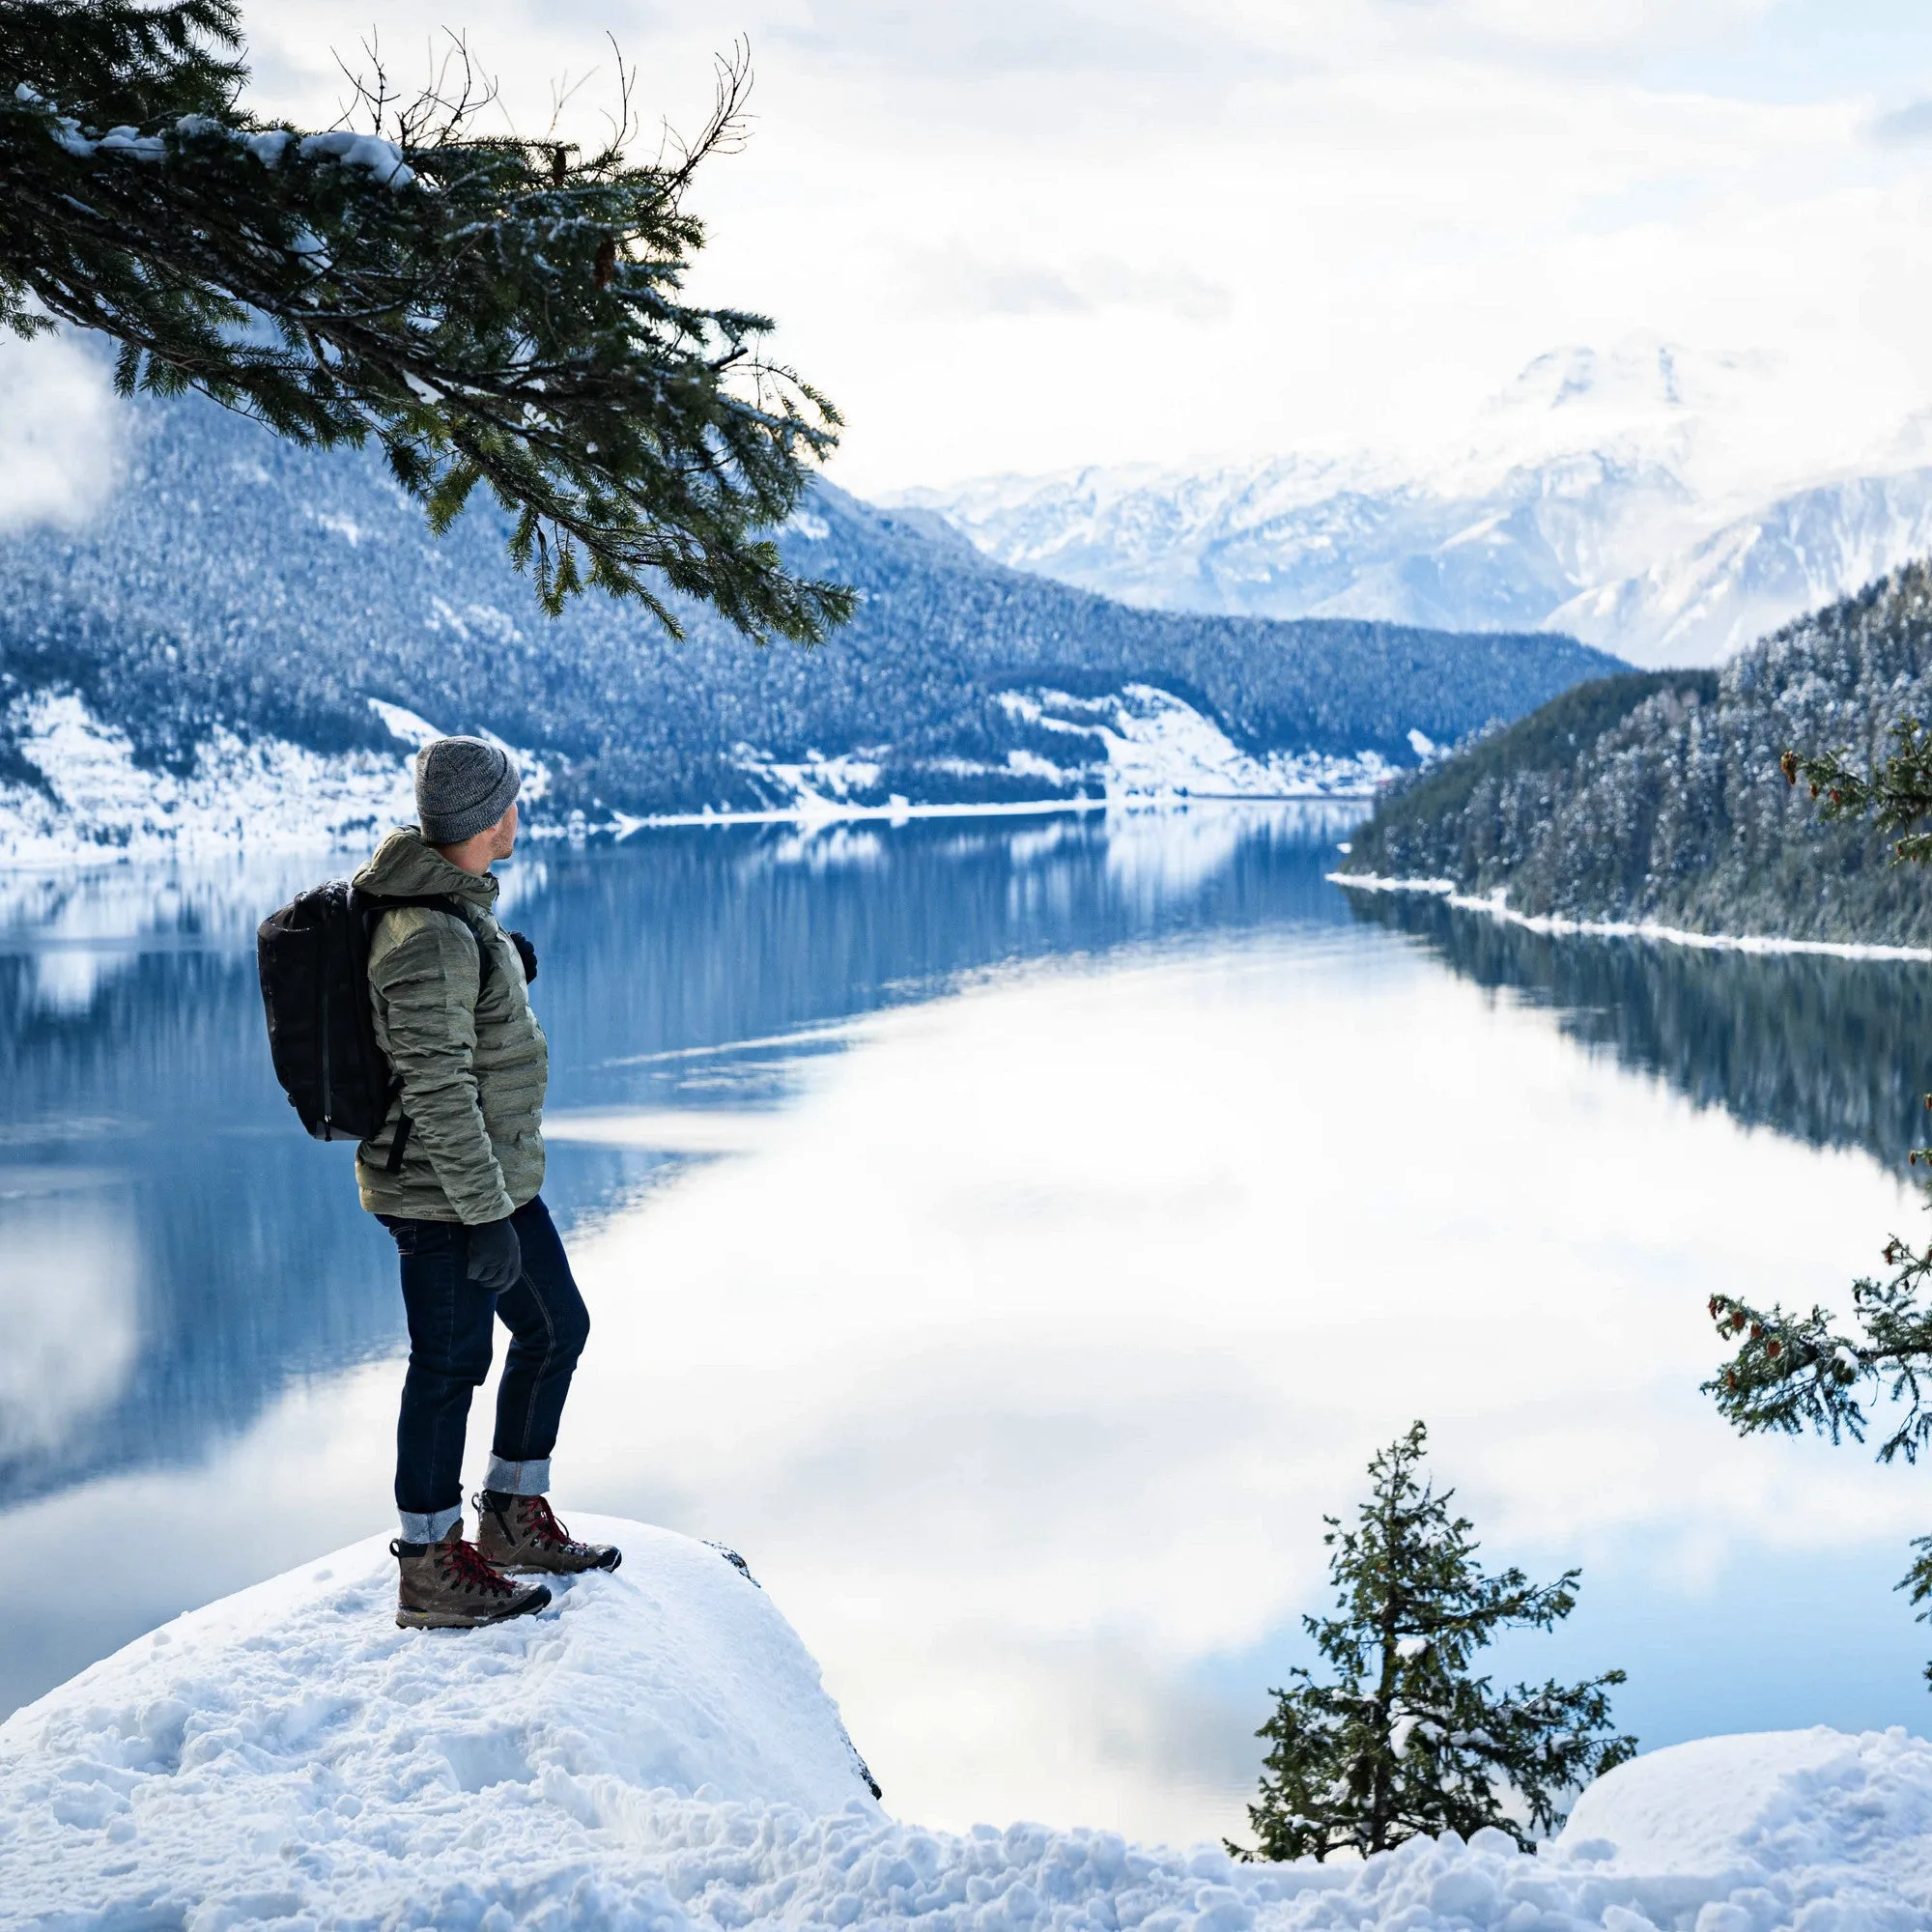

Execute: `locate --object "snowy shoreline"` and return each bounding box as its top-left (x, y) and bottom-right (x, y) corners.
top-left (1331, 871), bottom-right (1932, 965)
top-left (0, 689), bottom-right (1384, 870)
top-left (0, 788), bottom-right (1363, 874)
top-left (587, 788), bottom-right (1364, 837)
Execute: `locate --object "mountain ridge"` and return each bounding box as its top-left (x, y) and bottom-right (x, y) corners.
top-left (1333, 562), bottom-right (1932, 947)
top-left (893, 341), bottom-right (1932, 669)
top-left (0, 390), bottom-right (1624, 849)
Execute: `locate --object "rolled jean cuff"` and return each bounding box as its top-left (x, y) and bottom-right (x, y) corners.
top-left (485, 1454), bottom-right (551, 1496)
top-left (400, 1502), bottom-right (463, 1545)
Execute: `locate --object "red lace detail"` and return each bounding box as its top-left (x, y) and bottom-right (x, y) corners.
top-left (520, 1494), bottom-right (581, 1550)
top-left (440, 1536), bottom-right (515, 1596)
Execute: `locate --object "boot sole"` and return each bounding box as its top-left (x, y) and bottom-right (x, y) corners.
top-left (396, 1583), bottom-right (553, 1630)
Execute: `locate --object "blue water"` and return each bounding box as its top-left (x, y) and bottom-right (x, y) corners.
top-left (3, 805), bottom-right (1929, 1839)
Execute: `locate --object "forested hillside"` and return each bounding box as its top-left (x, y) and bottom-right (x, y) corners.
top-left (1339, 564), bottom-right (1932, 944)
top-left (0, 394), bottom-right (1623, 819)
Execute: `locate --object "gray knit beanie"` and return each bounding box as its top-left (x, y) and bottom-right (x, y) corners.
top-left (415, 736), bottom-right (520, 846)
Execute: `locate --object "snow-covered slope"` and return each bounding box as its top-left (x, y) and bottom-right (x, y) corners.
top-left (5, 1523), bottom-right (1930, 1929)
top-left (1548, 469), bottom-right (1932, 666)
top-left (0, 693), bottom-right (560, 867)
top-left (895, 341), bottom-right (1932, 669)
top-left (0, 692), bottom-right (418, 865)
top-left (0, 683), bottom-right (1402, 867)
top-left (0, 385), bottom-right (1617, 840)
top-left (0, 1520), bottom-right (880, 1924)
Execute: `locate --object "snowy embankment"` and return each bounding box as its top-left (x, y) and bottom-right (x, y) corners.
top-left (0, 696), bottom-right (548, 868)
top-left (1333, 871), bottom-right (1932, 965)
top-left (4, 1522), bottom-right (1930, 1931)
top-left (0, 686), bottom-right (1403, 866)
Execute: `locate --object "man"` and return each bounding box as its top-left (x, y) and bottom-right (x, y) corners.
top-left (354, 735), bottom-right (619, 1630)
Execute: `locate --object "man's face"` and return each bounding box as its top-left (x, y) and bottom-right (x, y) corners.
top-left (489, 800), bottom-right (519, 862)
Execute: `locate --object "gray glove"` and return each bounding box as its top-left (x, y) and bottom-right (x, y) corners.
top-left (467, 1215), bottom-right (522, 1293)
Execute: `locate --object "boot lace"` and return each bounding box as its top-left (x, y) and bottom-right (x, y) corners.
top-left (521, 1494), bottom-right (581, 1550)
top-left (440, 1536), bottom-right (515, 1597)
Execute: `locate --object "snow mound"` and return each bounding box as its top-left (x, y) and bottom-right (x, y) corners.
top-left (0, 1519), bottom-right (879, 1923)
top-left (1551, 1726), bottom-right (1932, 1903)
top-left (5, 1526), bottom-right (1931, 1930)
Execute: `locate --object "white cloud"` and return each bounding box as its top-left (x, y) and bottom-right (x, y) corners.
top-left (0, 334), bottom-right (124, 533)
top-left (20, 0), bottom-right (1932, 496)
top-left (907, 245), bottom-right (1231, 321)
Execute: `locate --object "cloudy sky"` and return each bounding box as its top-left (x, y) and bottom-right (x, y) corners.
top-left (25, 0), bottom-right (1932, 497)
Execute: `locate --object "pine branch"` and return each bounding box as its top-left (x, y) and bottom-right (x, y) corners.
top-left (1780, 719), bottom-right (1932, 864)
top-left (1706, 1258), bottom-right (1932, 1463)
top-left (0, 5), bottom-right (852, 639)
top-left (1752, 730), bottom-right (1932, 1678)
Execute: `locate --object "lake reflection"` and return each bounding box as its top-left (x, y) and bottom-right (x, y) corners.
top-left (3, 810), bottom-right (1932, 1842)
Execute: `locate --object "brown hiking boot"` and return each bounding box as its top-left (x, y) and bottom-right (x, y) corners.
top-left (474, 1491), bottom-right (622, 1576)
top-left (391, 1526), bottom-right (553, 1629)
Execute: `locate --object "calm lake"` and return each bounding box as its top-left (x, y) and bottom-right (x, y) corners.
top-left (4, 803), bottom-right (1931, 1842)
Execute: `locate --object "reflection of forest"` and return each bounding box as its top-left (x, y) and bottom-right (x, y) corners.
top-left (1349, 890), bottom-right (1932, 1172)
top-left (0, 810), bottom-right (1358, 1508)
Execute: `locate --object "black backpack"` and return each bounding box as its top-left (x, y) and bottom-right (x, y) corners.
top-left (257, 883), bottom-right (497, 1143)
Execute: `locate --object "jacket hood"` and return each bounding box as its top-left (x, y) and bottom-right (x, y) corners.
top-left (354, 826), bottom-right (501, 911)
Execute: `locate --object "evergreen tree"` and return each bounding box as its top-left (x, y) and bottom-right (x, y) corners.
top-left (0, 1), bottom-right (852, 639)
top-left (1233, 1424), bottom-right (1634, 1861)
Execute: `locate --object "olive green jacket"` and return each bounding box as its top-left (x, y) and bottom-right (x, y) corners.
top-left (352, 827), bottom-right (548, 1224)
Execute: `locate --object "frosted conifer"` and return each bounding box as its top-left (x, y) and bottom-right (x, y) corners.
top-left (0, 1), bottom-right (852, 639)
top-left (1705, 723), bottom-right (1932, 1680)
top-left (1233, 1423), bottom-right (1634, 1861)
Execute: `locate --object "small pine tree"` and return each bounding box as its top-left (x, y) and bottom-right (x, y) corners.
top-left (1233, 1423), bottom-right (1634, 1861)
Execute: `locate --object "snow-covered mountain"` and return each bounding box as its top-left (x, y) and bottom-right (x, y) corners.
top-left (0, 391), bottom-right (1624, 859)
top-left (894, 341), bottom-right (1932, 668)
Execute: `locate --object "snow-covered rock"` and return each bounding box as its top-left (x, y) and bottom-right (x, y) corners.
top-left (5, 1521), bottom-right (1932, 1929)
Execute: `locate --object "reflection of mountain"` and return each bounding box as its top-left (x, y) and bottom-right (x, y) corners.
top-left (0, 811), bottom-right (1357, 1504)
top-left (0, 945), bottom-right (406, 1500)
top-left (28, 811), bottom-right (1926, 1519)
top-left (1349, 888), bottom-right (1932, 1173)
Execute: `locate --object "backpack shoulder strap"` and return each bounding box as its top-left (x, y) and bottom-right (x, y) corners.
top-left (356, 892), bottom-right (495, 993)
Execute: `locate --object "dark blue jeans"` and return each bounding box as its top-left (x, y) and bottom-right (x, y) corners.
top-left (380, 1195), bottom-right (590, 1543)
